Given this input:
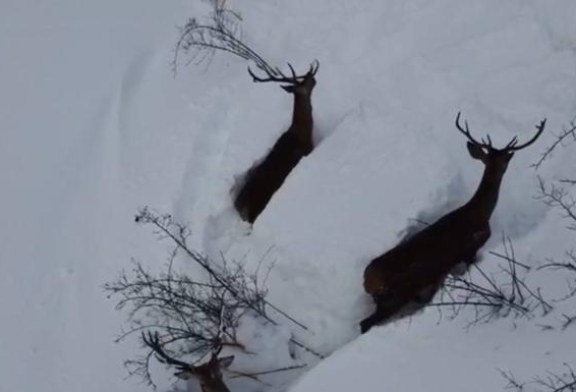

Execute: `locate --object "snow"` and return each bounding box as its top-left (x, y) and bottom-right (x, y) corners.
top-left (1, 0), bottom-right (576, 391)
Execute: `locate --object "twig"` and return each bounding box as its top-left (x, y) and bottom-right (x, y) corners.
top-left (228, 364), bottom-right (307, 380)
top-left (499, 369), bottom-right (526, 391)
top-left (489, 250), bottom-right (531, 270)
top-left (134, 208), bottom-right (324, 359)
top-left (136, 208), bottom-right (309, 330)
top-left (536, 177), bottom-right (576, 231)
top-left (173, 0), bottom-right (279, 75)
top-left (561, 313), bottom-right (576, 330)
top-left (532, 119), bottom-right (576, 170)
top-left (430, 236), bottom-right (553, 324)
top-left (502, 364), bottom-right (576, 392)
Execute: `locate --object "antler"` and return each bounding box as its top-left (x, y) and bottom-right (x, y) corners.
top-left (247, 60), bottom-right (319, 84)
top-left (506, 118), bottom-right (546, 151)
top-left (142, 331), bottom-right (191, 372)
top-left (455, 112), bottom-right (490, 147)
top-left (456, 112), bottom-right (546, 151)
top-left (308, 59), bottom-right (320, 76)
top-left (206, 343), bottom-right (223, 367)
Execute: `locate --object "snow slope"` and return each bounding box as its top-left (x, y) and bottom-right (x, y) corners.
top-left (0, 1), bottom-right (197, 391)
top-left (1, 0), bottom-right (576, 391)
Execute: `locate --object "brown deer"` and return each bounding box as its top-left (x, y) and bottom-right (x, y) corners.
top-left (143, 332), bottom-right (234, 392)
top-left (360, 113), bottom-right (546, 333)
top-left (233, 61), bottom-right (319, 223)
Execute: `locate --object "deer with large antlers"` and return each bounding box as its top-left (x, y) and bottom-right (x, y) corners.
top-left (360, 113), bottom-right (546, 333)
top-left (233, 61), bottom-right (319, 223)
top-left (143, 332), bottom-right (234, 392)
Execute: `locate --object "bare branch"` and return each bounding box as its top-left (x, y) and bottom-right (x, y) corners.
top-left (501, 364), bottom-right (576, 392)
top-left (499, 369), bottom-right (526, 391)
top-left (536, 177), bottom-right (576, 231)
top-left (429, 236), bottom-right (553, 325)
top-left (108, 207), bottom-right (324, 385)
top-left (173, 0), bottom-right (278, 75)
top-left (134, 208), bottom-right (312, 333)
top-left (532, 118), bottom-right (576, 169)
top-left (105, 251), bottom-right (264, 385)
top-left (228, 364), bottom-right (307, 380)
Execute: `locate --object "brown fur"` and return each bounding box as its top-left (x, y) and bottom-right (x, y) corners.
top-left (360, 114), bottom-right (545, 333)
top-left (234, 63), bottom-right (318, 223)
top-left (234, 131), bottom-right (313, 223)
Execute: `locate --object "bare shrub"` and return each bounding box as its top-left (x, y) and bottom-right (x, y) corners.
top-left (105, 208), bottom-right (319, 387)
top-left (501, 364), bottom-right (576, 392)
top-left (429, 236), bottom-right (552, 326)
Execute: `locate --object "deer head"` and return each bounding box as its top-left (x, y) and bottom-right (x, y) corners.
top-left (248, 61), bottom-right (319, 96)
top-left (142, 332), bottom-right (234, 392)
top-left (454, 111), bottom-right (546, 224)
top-left (456, 112), bottom-right (546, 174)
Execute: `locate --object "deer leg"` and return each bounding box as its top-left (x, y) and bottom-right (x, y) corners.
top-left (450, 229), bottom-right (490, 273)
top-left (360, 296), bottom-right (405, 334)
top-left (450, 261), bottom-right (470, 276)
top-left (359, 312), bottom-right (380, 334)
top-left (463, 247), bottom-right (483, 266)
top-left (451, 249), bottom-right (483, 276)
top-left (451, 248), bottom-right (482, 276)
top-left (462, 229), bottom-right (490, 266)
top-left (414, 283), bottom-right (441, 304)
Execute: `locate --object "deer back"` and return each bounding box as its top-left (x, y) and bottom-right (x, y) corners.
top-left (234, 131), bottom-right (311, 222)
top-left (234, 62), bottom-right (319, 223)
top-left (364, 209), bottom-right (490, 292)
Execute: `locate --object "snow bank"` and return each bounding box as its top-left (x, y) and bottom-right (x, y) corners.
top-left (2, 0), bottom-right (576, 391)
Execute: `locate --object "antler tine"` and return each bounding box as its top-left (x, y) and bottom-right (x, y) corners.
top-left (248, 63), bottom-right (303, 83)
top-left (248, 60), bottom-right (318, 84)
top-left (287, 63), bottom-right (298, 80)
top-left (247, 66), bottom-right (272, 82)
top-left (306, 60), bottom-right (318, 77)
top-left (247, 62), bottom-right (288, 83)
top-left (507, 118), bottom-right (547, 151)
top-left (455, 112), bottom-right (485, 146)
top-left (505, 136), bottom-right (519, 149)
top-left (142, 331), bottom-right (190, 371)
top-left (205, 343), bottom-right (224, 366)
top-left (311, 59), bottom-right (320, 76)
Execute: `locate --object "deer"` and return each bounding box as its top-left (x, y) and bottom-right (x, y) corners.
top-left (143, 331), bottom-right (234, 392)
top-left (233, 61), bottom-right (320, 224)
top-left (360, 113), bottom-right (546, 333)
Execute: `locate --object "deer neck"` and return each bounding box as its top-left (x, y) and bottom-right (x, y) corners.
top-left (289, 93), bottom-right (314, 147)
top-left (465, 165), bottom-right (507, 222)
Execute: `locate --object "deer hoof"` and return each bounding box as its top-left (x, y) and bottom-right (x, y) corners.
top-left (360, 318), bottom-right (373, 334)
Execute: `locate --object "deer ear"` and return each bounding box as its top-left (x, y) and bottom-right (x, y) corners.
top-left (281, 85), bottom-right (296, 94)
top-left (466, 142), bottom-right (487, 161)
top-left (218, 356), bottom-right (234, 369)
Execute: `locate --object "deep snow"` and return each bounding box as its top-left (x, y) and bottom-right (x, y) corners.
top-left (1, 0), bottom-right (576, 391)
